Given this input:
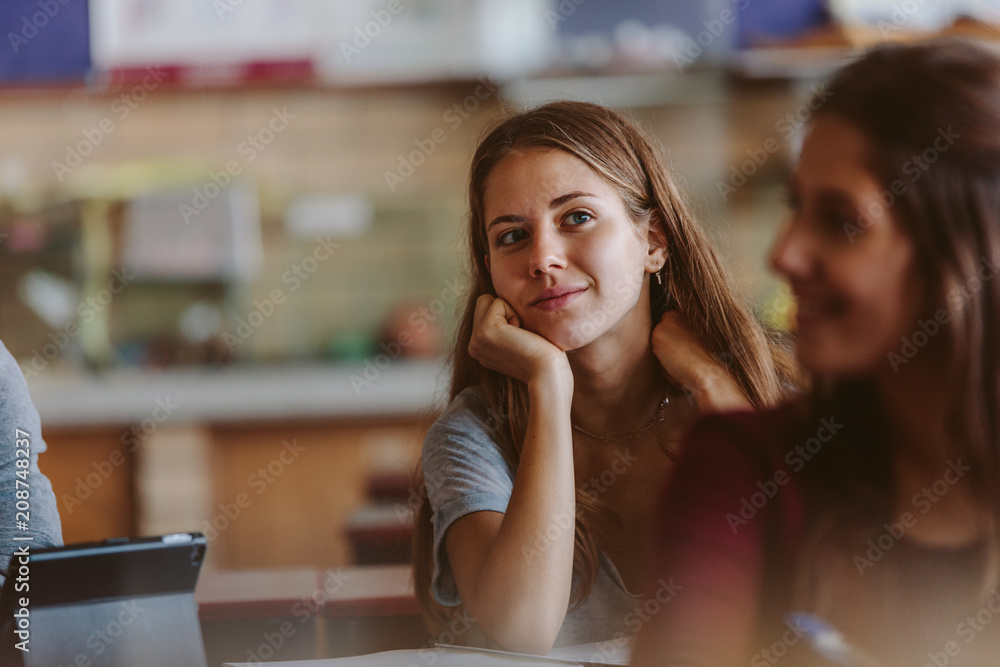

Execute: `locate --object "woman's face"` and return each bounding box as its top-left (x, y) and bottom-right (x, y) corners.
top-left (769, 116), bottom-right (923, 377)
top-left (482, 148), bottom-right (665, 351)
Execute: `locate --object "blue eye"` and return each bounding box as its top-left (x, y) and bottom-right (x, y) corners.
top-left (567, 211), bottom-right (593, 225)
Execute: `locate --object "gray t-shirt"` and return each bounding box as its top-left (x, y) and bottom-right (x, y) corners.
top-left (0, 340), bottom-right (63, 588)
top-left (422, 386), bottom-right (643, 647)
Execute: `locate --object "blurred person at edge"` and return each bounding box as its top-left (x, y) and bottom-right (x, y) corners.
top-left (633, 39), bottom-right (1000, 666)
top-left (410, 100), bottom-right (798, 653)
top-left (0, 338), bottom-right (63, 593)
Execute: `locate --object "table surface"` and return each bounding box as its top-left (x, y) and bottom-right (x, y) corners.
top-left (223, 640), bottom-right (633, 666)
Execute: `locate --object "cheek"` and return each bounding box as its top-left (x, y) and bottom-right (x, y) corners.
top-left (486, 258), bottom-right (513, 296)
top-left (879, 281), bottom-right (924, 348)
top-left (597, 241), bottom-right (650, 308)
top-left (487, 263), bottom-right (533, 322)
top-left (843, 260), bottom-right (923, 353)
top-left (592, 233), bottom-right (647, 280)
top-left (606, 265), bottom-right (646, 306)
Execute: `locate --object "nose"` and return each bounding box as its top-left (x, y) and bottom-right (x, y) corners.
top-left (768, 216), bottom-right (812, 282)
top-left (528, 226), bottom-right (567, 277)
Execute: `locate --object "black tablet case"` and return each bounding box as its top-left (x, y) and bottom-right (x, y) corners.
top-left (0, 534), bottom-right (208, 667)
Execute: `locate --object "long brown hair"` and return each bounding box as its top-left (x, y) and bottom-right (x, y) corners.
top-left (412, 100), bottom-right (796, 631)
top-left (797, 39), bottom-right (1000, 598)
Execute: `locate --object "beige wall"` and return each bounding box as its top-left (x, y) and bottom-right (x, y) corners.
top-left (0, 77), bottom-right (800, 363)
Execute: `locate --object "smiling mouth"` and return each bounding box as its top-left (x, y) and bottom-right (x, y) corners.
top-left (531, 287), bottom-right (587, 312)
top-left (794, 295), bottom-right (847, 329)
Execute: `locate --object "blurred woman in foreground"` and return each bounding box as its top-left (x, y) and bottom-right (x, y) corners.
top-left (634, 39), bottom-right (1000, 666)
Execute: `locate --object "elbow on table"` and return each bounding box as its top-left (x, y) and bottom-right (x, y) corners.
top-left (490, 627), bottom-right (559, 656)
top-left (474, 605), bottom-right (564, 656)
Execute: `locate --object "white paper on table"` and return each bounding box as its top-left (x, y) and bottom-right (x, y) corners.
top-left (224, 638), bottom-right (632, 667)
top-left (549, 637), bottom-right (631, 665)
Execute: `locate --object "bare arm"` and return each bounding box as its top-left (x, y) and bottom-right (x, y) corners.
top-left (445, 296), bottom-right (576, 653)
top-left (446, 366), bottom-right (575, 653)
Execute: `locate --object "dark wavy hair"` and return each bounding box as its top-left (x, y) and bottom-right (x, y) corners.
top-left (799, 38), bottom-right (1000, 599)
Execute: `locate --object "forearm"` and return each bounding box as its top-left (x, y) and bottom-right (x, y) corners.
top-left (465, 370), bottom-right (576, 652)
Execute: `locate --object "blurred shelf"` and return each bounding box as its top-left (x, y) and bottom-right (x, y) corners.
top-left (28, 359), bottom-right (448, 427)
top-left (730, 46), bottom-right (856, 80)
top-left (501, 69), bottom-right (728, 108)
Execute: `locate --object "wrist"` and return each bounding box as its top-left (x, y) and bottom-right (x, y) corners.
top-left (527, 357), bottom-right (573, 404)
top-left (686, 365), bottom-right (750, 413)
top-left (688, 361), bottom-right (728, 393)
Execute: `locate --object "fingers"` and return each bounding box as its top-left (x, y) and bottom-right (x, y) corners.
top-left (495, 297), bottom-right (521, 328)
top-left (468, 293), bottom-right (569, 384)
top-left (470, 295), bottom-right (512, 365)
top-left (473, 294), bottom-right (495, 329)
top-left (474, 295), bottom-right (521, 329)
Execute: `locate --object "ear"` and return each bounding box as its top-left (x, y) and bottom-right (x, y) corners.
top-left (484, 253), bottom-right (491, 273)
top-left (644, 209), bottom-right (668, 273)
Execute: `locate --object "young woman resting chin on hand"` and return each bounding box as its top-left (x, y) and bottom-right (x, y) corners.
top-left (410, 100), bottom-right (795, 654)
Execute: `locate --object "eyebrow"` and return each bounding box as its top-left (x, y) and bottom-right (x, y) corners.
top-left (818, 188), bottom-right (857, 206)
top-left (788, 175), bottom-right (860, 210)
top-left (815, 187), bottom-right (860, 210)
top-left (485, 191), bottom-right (596, 231)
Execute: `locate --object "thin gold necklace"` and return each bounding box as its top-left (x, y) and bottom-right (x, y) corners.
top-left (571, 394), bottom-right (670, 443)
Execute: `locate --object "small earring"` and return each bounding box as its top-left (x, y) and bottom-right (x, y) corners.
top-left (655, 268), bottom-right (663, 286)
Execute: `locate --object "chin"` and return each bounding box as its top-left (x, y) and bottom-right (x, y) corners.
top-left (521, 318), bottom-right (594, 352)
top-left (539, 328), bottom-right (594, 353)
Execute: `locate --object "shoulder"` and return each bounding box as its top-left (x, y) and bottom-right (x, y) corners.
top-left (424, 386), bottom-right (506, 447)
top-left (0, 340), bottom-right (28, 397)
top-left (432, 385), bottom-right (495, 427)
top-left (422, 386), bottom-right (514, 481)
top-left (425, 385), bottom-right (502, 437)
top-left (0, 340), bottom-right (42, 443)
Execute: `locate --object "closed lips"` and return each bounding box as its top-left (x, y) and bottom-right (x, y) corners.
top-left (531, 286), bottom-right (587, 305)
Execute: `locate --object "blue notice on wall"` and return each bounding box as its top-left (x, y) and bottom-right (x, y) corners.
top-left (738, 0), bottom-right (828, 48)
top-left (0, 0), bottom-right (91, 84)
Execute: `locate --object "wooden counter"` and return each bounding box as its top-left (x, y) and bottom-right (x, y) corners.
top-left (32, 361), bottom-right (444, 570)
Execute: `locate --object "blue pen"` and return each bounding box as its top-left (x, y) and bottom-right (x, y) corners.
top-left (785, 612), bottom-right (889, 667)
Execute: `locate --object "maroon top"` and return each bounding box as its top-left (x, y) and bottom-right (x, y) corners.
top-left (644, 404), bottom-right (1000, 666)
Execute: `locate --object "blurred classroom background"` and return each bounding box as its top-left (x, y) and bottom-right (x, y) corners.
top-left (2, 2), bottom-right (999, 657)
